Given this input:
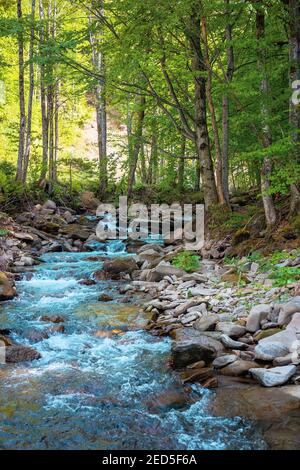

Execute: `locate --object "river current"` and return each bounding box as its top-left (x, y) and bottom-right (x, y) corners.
top-left (0, 241), bottom-right (266, 449)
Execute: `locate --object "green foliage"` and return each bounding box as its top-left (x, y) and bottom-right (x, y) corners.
top-left (269, 267), bottom-right (300, 287)
top-left (172, 251), bottom-right (200, 273)
top-left (0, 228), bottom-right (9, 237)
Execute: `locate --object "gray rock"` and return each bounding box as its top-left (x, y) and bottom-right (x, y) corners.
top-left (182, 273), bottom-right (207, 283)
top-left (190, 287), bottom-right (217, 297)
top-left (255, 330), bottom-right (298, 361)
top-left (250, 365), bottom-right (297, 387)
top-left (220, 334), bottom-right (248, 350)
top-left (5, 344), bottom-right (42, 363)
top-left (174, 299), bottom-right (203, 317)
top-left (145, 262), bottom-right (185, 282)
top-left (212, 354), bottom-right (238, 369)
top-left (215, 321), bottom-right (246, 338)
top-left (286, 312), bottom-right (300, 333)
top-left (251, 262), bottom-right (260, 273)
top-left (246, 304), bottom-right (272, 333)
top-left (171, 329), bottom-right (224, 368)
top-left (278, 299), bottom-right (300, 326)
top-left (193, 313), bottom-right (218, 332)
top-left (181, 312), bottom-right (199, 325)
top-left (273, 354), bottom-right (295, 367)
top-left (42, 199), bottom-right (56, 211)
top-left (221, 360), bottom-right (259, 377)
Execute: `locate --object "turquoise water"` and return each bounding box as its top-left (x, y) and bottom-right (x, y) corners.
top-left (0, 242), bottom-right (266, 449)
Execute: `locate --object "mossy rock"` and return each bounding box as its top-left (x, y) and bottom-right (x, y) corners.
top-left (254, 328), bottom-right (282, 342)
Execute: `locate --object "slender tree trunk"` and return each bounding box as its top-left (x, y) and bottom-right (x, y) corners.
top-left (90, 0), bottom-right (107, 195)
top-left (189, 12), bottom-right (218, 207)
top-left (48, 0), bottom-right (56, 192)
top-left (221, 0), bottom-right (234, 206)
top-left (39, 0), bottom-right (48, 184)
top-left (201, 16), bottom-right (227, 205)
top-left (288, 0), bottom-right (300, 214)
top-left (48, 82), bottom-right (54, 190)
top-left (256, 6), bottom-right (277, 227)
top-left (16, 0), bottom-right (26, 183)
top-left (148, 122), bottom-right (158, 185)
top-left (23, 0), bottom-right (36, 184)
top-left (127, 95), bottom-right (146, 198)
top-left (139, 144), bottom-right (147, 183)
top-left (54, 79), bottom-right (59, 182)
top-left (178, 136), bottom-right (186, 192)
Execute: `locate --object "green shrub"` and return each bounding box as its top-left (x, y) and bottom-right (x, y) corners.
top-left (269, 267), bottom-right (300, 287)
top-left (172, 251), bottom-right (200, 273)
top-left (0, 228), bottom-right (9, 237)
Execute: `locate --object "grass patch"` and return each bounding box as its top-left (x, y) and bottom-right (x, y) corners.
top-left (172, 251), bottom-right (200, 273)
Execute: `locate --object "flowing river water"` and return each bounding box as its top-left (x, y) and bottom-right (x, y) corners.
top-left (0, 241), bottom-right (266, 450)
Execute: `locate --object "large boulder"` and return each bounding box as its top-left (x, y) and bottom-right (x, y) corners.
top-left (215, 321), bottom-right (246, 338)
top-left (246, 304), bottom-right (272, 332)
top-left (255, 330), bottom-right (298, 361)
top-left (80, 191), bottom-right (100, 210)
top-left (212, 354), bottom-right (238, 369)
top-left (0, 272), bottom-right (17, 301)
top-left (144, 261), bottom-right (185, 282)
top-left (220, 360), bottom-right (260, 377)
top-left (42, 199), bottom-right (56, 211)
top-left (278, 298), bottom-right (300, 326)
top-left (193, 313), bottom-right (218, 332)
top-left (5, 344), bottom-right (41, 363)
top-left (94, 257), bottom-right (139, 280)
top-left (171, 328), bottom-right (224, 368)
top-left (286, 312), bottom-right (300, 333)
top-left (137, 249), bottom-right (163, 268)
top-left (250, 365), bottom-right (297, 387)
top-left (60, 224), bottom-right (91, 241)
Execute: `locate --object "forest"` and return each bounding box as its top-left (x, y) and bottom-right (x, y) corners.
top-left (0, 0), bottom-right (299, 225)
top-left (1, 0), bottom-right (300, 455)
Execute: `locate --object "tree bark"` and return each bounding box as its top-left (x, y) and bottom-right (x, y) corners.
top-left (256, 5), bottom-right (277, 227)
top-left (178, 136), bottom-right (186, 191)
top-left (201, 16), bottom-right (228, 205)
top-left (288, 0), bottom-right (300, 214)
top-left (90, 0), bottom-right (107, 196)
top-left (54, 79), bottom-right (59, 182)
top-left (39, 0), bottom-right (49, 185)
top-left (23, 0), bottom-right (36, 184)
top-left (16, 0), bottom-right (26, 183)
top-left (127, 94), bottom-right (146, 198)
top-left (221, 0), bottom-right (234, 207)
top-left (189, 11), bottom-right (218, 207)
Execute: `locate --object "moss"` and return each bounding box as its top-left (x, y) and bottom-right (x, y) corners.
top-left (254, 328), bottom-right (282, 342)
top-left (232, 229), bottom-right (251, 246)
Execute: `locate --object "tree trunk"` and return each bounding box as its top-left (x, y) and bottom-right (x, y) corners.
top-left (127, 95), bottom-right (146, 198)
top-left (90, 0), bottom-right (107, 196)
top-left (48, 0), bottom-right (56, 192)
top-left (16, 0), bottom-right (26, 183)
top-left (39, 0), bottom-right (48, 184)
top-left (256, 6), bottom-right (277, 227)
top-left (23, 0), bottom-right (36, 184)
top-left (221, 0), bottom-right (234, 206)
top-left (178, 136), bottom-right (186, 191)
top-left (201, 16), bottom-right (227, 205)
top-left (54, 79), bottom-right (59, 182)
top-left (189, 12), bottom-right (218, 207)
top-left (288, 0), bottom-right (300, 215)
top-left (148, 122), bottom-right (158, 185)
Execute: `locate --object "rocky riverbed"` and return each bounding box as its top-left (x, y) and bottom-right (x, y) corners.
top-left (1, 199), bottom-right (300, 449)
